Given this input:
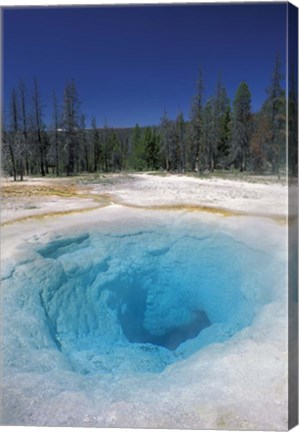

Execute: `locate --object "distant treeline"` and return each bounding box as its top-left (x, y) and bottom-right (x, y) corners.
top-left (2, 53), bottom-right (297, 180)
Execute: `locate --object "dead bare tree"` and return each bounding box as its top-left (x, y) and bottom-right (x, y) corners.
top-left (32, 78), bottom-right (46, 176)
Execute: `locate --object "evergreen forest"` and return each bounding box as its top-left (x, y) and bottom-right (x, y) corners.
top-left (2, 54), bottom-right (297, 181)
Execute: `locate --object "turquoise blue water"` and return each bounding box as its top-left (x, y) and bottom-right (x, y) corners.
top-left (2, 224), bottom-right (281, 376)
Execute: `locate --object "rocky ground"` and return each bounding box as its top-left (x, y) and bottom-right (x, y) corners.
top-left (1, 172), bottom-right (288, 226)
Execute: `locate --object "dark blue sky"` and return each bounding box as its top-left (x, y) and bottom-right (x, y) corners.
top-left (3, 3), bottom-right (287, 127)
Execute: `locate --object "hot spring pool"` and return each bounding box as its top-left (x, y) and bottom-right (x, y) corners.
top-left (2, 219), bottom-right (282, 378)
top-left (1, 210), bottom-right (288, 428)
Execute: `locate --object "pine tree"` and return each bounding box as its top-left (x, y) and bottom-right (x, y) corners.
top-left (130, 124), bottom-right (146, 170)
top-left (232, 81), bottom-right (252, 171)
top-left (160, 110), bottom-right (173, 171)
top-left (63, 80), bottom-right (80, 175)
top-left (91, 116), bottom-right (101, 172)
top-left (103, 121), bottom-right (110, 173)
top-left (8, 89), bottom-right (18, 180)
top-left (250, 112), bottom-right (271, 173)
top-left (8, 87), bottom-right (28, 180)
top-left (118, 131), bottom-right (129, 171)
top-left (144, 127), bottom-right (160, 170)
top-left (202, 97), bottom-right (217, 171)
top-left (1, 111), bottom-right (13, 178)
top-left (110, 132), bottom-right (122, 171)
top-left (19, 80), bottom-right (29, 175)
top-left (52, 91), bottom-right (60, 176)
top-left (189, 68), bottom-right (204, 172)
top-left (264, 53), bottom-right (286, 177)
top-left (79, 114), bottom-right (89, 172)
top-left (218, 105), bottom-right (232, 161)
top-left (175, 112), bottom-right (186, 172)
top-left (32, 78), bottom-right (46, 176)
top-left (215, 75), bottom-right (231, 165)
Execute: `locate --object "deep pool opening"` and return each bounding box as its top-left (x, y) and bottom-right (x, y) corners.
top-left (115, 276), bottom-right (211, 350)
top-left (120, 307), bottom-right (211, 351)
top-left (24, 227), bottom-right (275, 375)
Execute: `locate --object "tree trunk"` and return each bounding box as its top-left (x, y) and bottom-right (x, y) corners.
top-left (166, 158), bottom-right (169, 171)
top-left (45, 159), bottom-right (49, 175)
top-left (67, 141), bottom-right (75, 176)
top-left (210, 154), bottom-right (214, 172)
top-left (55, 134), bottom-right (60, 176)
top-left (84, 144), bottom-right (89, 172)
top-left (40, 146), bottom-right (45, 176)
top-left (9, 143), bottom-right (17, 181)
top-left (20, 160), bottom-right (24, 181)
top-left (25, 151), bottom-right (29, 175)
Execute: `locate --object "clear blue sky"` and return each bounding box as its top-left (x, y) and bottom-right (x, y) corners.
top-left (3, 3), bottom-right (286, 128)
